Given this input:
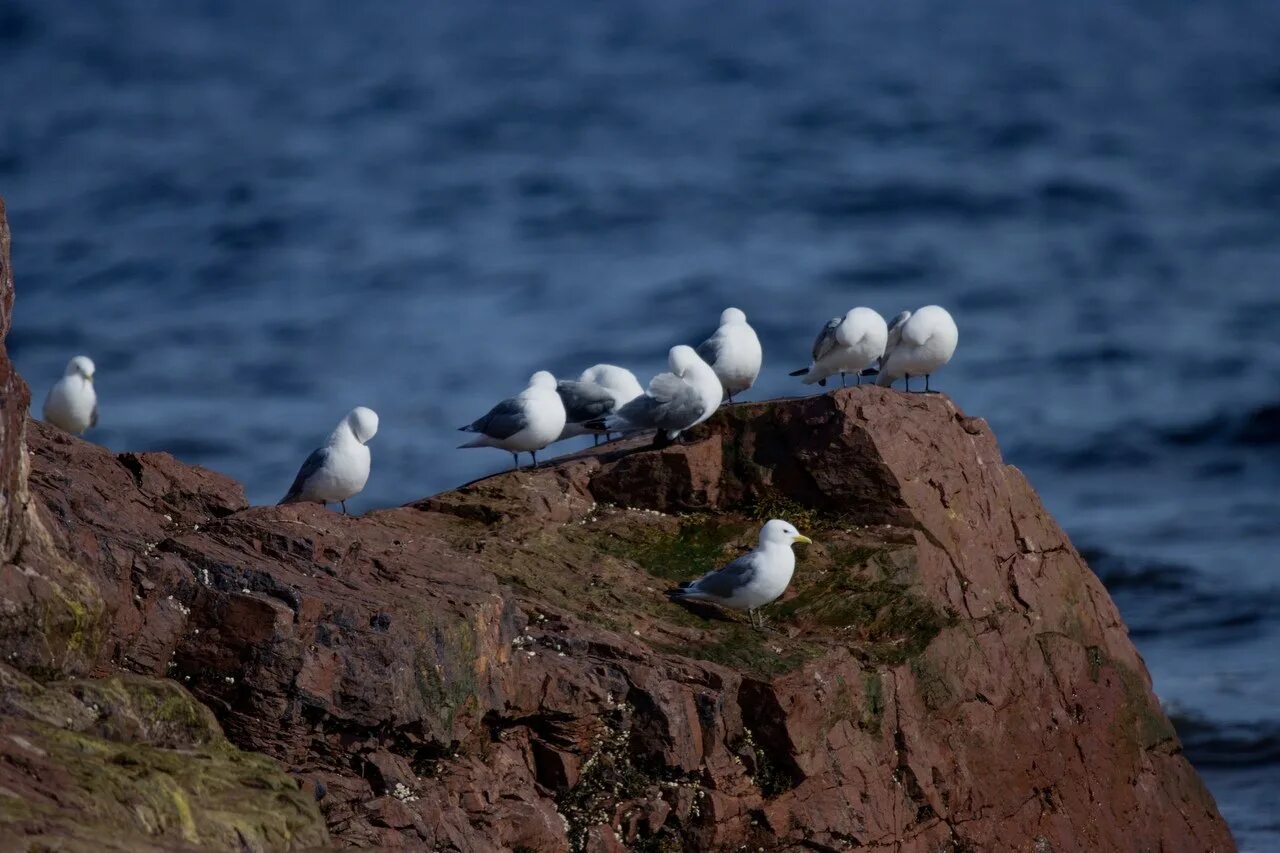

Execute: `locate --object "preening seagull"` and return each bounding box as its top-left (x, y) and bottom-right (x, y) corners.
top-left (696, 307), bottom-right (762, 403)
top-left (43, 356), bottom-right (97, 435)
top-left (458, 371), bottom-right (567, 470)
top-left (590, 345), bottom-right (722, 443)
top-left (871, 305), bottom-right (959, 392)
top-left (279, 406), bottom-right (379, 513)
top-left (788, 307), bottom-right (888, 387)
top-left (667, 519), bottom-right (812, 629)
top-left (557, 364), bottom-right (644, 444)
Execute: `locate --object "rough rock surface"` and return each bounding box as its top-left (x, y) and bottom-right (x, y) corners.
top-left (0, 199), bottom-right (1235, 851)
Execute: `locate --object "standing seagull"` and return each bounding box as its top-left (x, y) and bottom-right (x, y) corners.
top-left (667, 519), bottom-right (812, 629)
top-left (696, 307), bottom-right (762, 403)
top-left (279, 407), bottom-right (379, 513)
top-left (43, 356), bottom-right (97, 435)
top-left (459, 371), bottom-right (567, 470)
top-left (590, 345), bottom-right (721, 444)
top-left (556, 364), bottom-right (644, 445)
top-left (788, 307), bottom-right (888, 387)
top-left (873, 305), bottom-right (959, 392)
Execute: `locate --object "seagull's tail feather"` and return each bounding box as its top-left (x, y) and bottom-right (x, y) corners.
top-left (788, 367), bottom-right (808, 377)
top-left (457, 436), bottom-right (490, 449)
top-left (859, 367), bottom-right (879, 377)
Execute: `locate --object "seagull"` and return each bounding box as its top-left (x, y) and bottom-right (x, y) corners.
top-left (279, 407), bottom-right (379, 513)
top-left (667, 519), bottom-right (812, 629)
top-left (868, 305), bottom-right (959, 392)
top-left (788, 307), bottom-right (888, 387)
top-left (459, 371), bottom-right (567, 470)
top-left (588, 345), bottom-right (721, 444)
top-left (42, 356), bottom-right (97, 435)
top-left (696, 307), bottom-right (762, 403)
top-left (557, 364), bottom-right (644, 445)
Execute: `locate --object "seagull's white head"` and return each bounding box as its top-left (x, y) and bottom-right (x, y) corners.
top-left (345, 407), bottom-right (379, 444)
top-left (66, 356), bottom-right (95, 382)
top-left (760, 518), bottom-right (813, 548)
top-left (720, 307), bottom-right (747, 325)
top-left (528, 370), bottom-right (557, 391)
top-left (668, 345), bottom-right (699, 376)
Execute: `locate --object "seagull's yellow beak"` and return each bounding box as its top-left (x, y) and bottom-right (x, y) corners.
top-left (793, 533), bottom-right (812, 545)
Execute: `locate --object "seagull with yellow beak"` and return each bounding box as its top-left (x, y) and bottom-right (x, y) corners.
top-left (667, 519), bottom-right (812, 629)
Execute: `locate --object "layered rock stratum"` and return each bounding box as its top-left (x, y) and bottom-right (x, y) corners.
top-left (0, 199), bottom-right (1234, 851)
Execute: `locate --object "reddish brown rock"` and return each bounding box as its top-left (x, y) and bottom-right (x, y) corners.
top-left (0, 198), bottom-right (1235, 851)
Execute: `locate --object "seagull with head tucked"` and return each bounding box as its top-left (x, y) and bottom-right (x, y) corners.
top-left (696, 307), bottom-right (762, 403)
top-left (43, 356), bottom-right (98, 435)
top-left (590, 345), bottom-right (721, 444)
top-left (870, 305), bottom-right (959, 392)
top-left (279, 407), bottom-right (379, 513)
top-left (459, 371), bottom-right (567, 470)
top-left (789, 307), bottom-right (888, 388)
top-left (556, 364), bottom-right (644, 445)
top-left (667, 519), bottom-right (812, 629)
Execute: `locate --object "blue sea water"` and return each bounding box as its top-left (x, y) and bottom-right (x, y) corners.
top-left (2, 1), bottom-right (1278, 846)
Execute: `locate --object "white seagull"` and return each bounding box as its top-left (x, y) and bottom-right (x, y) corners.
top-left (43, 356), bottom-right (98, 435)
top-left (590, 345), bottom-right (722, 444)
top-left (459, 371), bottom-right (567, 470)
top-left (788, 307), bottom-right (888, 387)
top-left (279, 406), bottom-right (379, 513)
top-left (557, 364), bottom-right (644, 445)
top-left (667, 519), bottom-right (813, 629)
top-left (872, 305), bottom-right (959, 392)
top-left (696, 307), bottom-right (762, 403)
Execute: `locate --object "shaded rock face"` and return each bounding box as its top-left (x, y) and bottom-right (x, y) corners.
top-left (0, 200), bottom-right (1234, 851)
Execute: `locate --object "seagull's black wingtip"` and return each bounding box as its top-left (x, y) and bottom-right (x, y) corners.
top-left (787, 368), bottom-right (808, 377)
top-left (859, 368), bottom-right (879, 377)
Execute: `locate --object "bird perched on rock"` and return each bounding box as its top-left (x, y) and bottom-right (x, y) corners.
top-left (696, 307), bottom-right (762, 403)
top-left (789, 307), bottom-right (888, 387)
top-left (556, 364), bottom-right (644, 445)
top-left (667, 519), bottom-right (812, 629)
top-left (459, 371), bottom-right (567, 470)
top-left (43, 356), bottom-right (97, 435)
top-left (589, 345), bottom-right (721, 444)
top-left (280, 407), bottom-right (379, 513)
top-left (869, 305), bottom-right (959, 392)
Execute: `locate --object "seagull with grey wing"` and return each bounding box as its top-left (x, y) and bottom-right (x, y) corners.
top-left (556, 364), bottom-right (643, 446)
top-left (788, 307), bottom-right (888, 388)
top-left (587, 345), bottom-right (721, 445)
top-left (861, 306), bottom-right (959, 392)
top-left (667, 519), bottom-right (812, 629)
top-left (459, 370), bottom-right (567, 469)
top-left (696, 307), bottom-right (762, 403)
top-left (279, 407), bottom-right (379, 513)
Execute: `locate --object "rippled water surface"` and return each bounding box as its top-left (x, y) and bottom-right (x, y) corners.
top-left (3, 1), bottom-right (1278, 846)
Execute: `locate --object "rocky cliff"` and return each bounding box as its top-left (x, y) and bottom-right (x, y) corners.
top-left (0, 200), bottom-right (1234, 851)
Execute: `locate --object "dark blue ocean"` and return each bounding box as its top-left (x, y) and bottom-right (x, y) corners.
top-left (3, 1), bottom-right (1277, 846)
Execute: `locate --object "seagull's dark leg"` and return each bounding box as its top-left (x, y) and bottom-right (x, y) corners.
top-left (531, 450), bottom-right (539, 469)
top-left (856, 372), bottom-right (862, 386)
top-left (593, 434), bottom-right (600, 447)
top-left (840, 372), bottom-right (846, 388)
top-left (341, 501), bottom-right (348, 515)
top-left (904, 374), bottom-right (911, 392)
top-left (925, 374), bottom-right (932, 392)
top-left (511, 452), bottom-right (519, 471)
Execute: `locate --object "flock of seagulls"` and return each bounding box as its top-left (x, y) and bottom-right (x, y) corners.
top-left (39, 303), bottom-right (957, 627)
